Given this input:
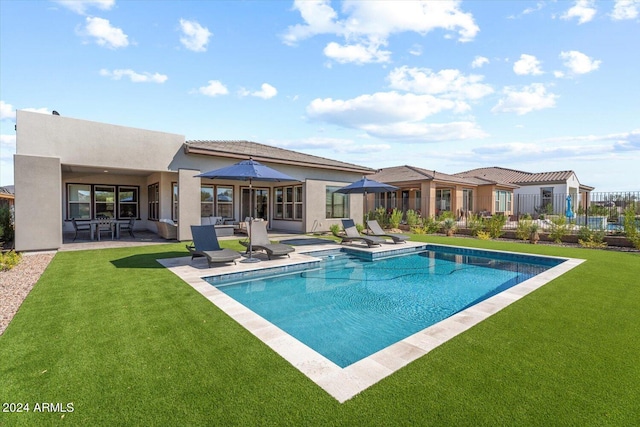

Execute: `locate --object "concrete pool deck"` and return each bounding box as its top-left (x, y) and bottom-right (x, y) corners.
top-left (158, 238), bottom-right (585, 403)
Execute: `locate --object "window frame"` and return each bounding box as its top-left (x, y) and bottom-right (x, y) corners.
top-left (67, 183), bottom-right (141, 220)
top-left (326, 185), bottom-right (349, 219)
top-left (274, 185), bottom-right (303, 221)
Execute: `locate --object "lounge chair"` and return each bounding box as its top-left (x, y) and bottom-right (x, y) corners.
top-left (187, 225), bottom-right (241, 267)
top-left (337, 219), bottom-right (384, 247)
top-left (240, 220), bottom-right (294, 260)
top-left (366, 219), bottom-right (408, 244)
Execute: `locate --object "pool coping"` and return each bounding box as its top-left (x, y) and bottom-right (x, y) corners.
top-left (159, 241), bottom-right (585, 403)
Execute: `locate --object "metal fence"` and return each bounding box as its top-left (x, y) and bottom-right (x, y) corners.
top-left (461, 191), bottom-right (640, 233)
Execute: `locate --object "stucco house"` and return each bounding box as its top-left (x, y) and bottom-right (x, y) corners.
top-left (13, 111), bottom-right (373, 251)
top-left (454, 167), bottom-right (594, 217)
top-left (367, 165), bottom-right (518, 219)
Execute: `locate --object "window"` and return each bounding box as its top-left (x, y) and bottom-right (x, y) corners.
top-left (463, 189), bottom-right (473, 213)
top-left (326, 186), bottom-right (349, 218)
top-left (274, 185), bottom-right (302, 221)
top-left (436, 189), bottom-right (452, 213)
top-left (495, 190), bottom-right (512, 212)
top-left (201, 185), bottom-right (214, 217)
top-left (541, 187), bottom-right (553, 211)
top-left (118, 187), bottom-right (138, 218)
top-left (217, 186), bottom-right (233, 218)
top-left (172, 183), bottom-right (178, 221)
top-left (68, 184), bottom-right (91, 219)
top-left (148, 183), bottom-right (159, 221)
top-left (68, 184), bottom-right (140, 220)
top-left (94, 186), bottom-right (115, 218)
top-left (294, 186), bottom-right (303, 220)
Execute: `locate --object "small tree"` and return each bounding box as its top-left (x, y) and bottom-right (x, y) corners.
top-left (623, 205), bottom-right (640, 249)
top-left (485, 214), bottom-right (507, 238)
top-left (389, 208), bottom-right (403, 229)
top-left (0, 207), bottom-right (14, 243)
top-left (405, 209), bottom-right (419, 228)
top-left (549, 216), bottom-right (569, 244)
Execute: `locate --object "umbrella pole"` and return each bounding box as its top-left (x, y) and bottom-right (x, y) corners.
top-left (241, 178), bottom-right (260, 263)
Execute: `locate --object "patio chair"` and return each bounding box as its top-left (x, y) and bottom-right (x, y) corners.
top-left (240, 220), bottom-right (294, 260)
top-left (366, 219), bottom-right (408, 244)
top-left (187, 225), bottom-right (241, 267)
top-left (337, 219), bottom-right (384, 247)
top-left (71, 218), bottom-right (91, 241)
top-left (96, 218), bottom-right (114, 241)
top-left (119, 217), bottom-right (135, 238)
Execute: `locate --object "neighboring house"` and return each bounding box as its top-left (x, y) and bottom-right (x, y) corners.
top-left (454, 167), bottom-right (594, 216)
top-left (13, 111), bottom-right (373, 251)
top-left (0, 185), bottom-right (14, 209)
top-left (367, 165), bottom-right (518, 219)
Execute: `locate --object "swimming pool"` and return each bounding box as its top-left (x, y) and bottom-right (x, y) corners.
top-left (205, 246), bottom-right (565, 368)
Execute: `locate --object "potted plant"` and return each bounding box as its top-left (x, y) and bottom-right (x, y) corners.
top-left (441, 217), bottom-right (457, 237)
top-left (529, 222), bottom-right (540, 244)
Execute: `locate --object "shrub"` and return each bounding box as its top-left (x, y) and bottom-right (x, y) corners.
top-left (440, 218), bottom-right (457, 236)
top-left (516, 218), bottom-right (533, 240)
top-left (577, 227), bottom-right (607, 249)
top-left (374, 207), bottom-right (388, 228)
top-left (411, 216), bottom-right (439, 234)
top-left (466, 213), bottom-right (484, 237)
top-left (389, 208), bottom-right (403, 229)
top-left (0, 250), bottom-right (21, 271)
top-left (329, 224), bottom-right (341, 236)
top-left (485, 214), bottom-right (507, 239)
top-left (0, 207), bottom-right (14, 242)
top-left (405, 209), bottom-right (419, 228)
top-left (623, 206), bottom-right (640, 249)
top-left (476, 230), bottom-right (491, 240)
top-left (355, 223), bottom-right (364, 234)
top-left (549, 216), bottom-right (569, 243)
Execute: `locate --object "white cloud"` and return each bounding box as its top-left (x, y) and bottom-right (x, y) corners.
top-left (0, 101), bottom-right (16, 121)
top-left (409, 44), bottom-right (423, 56)
top-left (1, 134), bottom-right (16, 150)
top-left (611, 0), bottom-right (639, 20)
top-left (82, 16), bottom-right (129, 49)
top-left (491, 83), bottom-right (558, 115)
top-left (54, 0), bottom-right (114, 15)
top-left (179, 19), bottom-right (212, 52)
top-left (99, 69), bottom-right (168, 83)
top-left (561, 0), bottom-right (597, 24)
top-left (283, 0), bottom-right (479, 64)
top-left (198, 80), bottom-right (229, 97)
top-left (560, 50), bottom-right (601, 74)
top-left (239, 83), bottom-right (278, 99)
top-left (272, 137), bottom-right (390, 154)
top-left (471, 56), bottom-right (489, 68)
top-left (513, 54), bottom-right (543, 75)
top-left (387, 66), bottom-right (493, 101)
top-left (22, 107), bottom-right (50, 114)
top-left (323, 41), bottom-right (391, 64)
top-left (306, 91), bottom-right (486, 142)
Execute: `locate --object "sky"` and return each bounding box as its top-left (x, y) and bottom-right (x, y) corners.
top-left (1, 0), bottom-right (639, 192)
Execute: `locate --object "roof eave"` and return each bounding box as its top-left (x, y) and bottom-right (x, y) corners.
top-left (184, 145), bottom-right (375, 174)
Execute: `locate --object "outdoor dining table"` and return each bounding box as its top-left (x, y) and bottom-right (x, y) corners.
top-left (89, 219), bottom-right (128, 240)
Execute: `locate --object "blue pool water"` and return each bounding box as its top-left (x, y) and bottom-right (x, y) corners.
top-left (206, 246), bottom-right (564, 368)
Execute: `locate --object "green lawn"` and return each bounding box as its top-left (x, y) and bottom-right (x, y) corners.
top-left (1, 237), bottom-right (639, 426)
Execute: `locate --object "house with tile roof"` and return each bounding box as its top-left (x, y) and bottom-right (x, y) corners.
top-left (13, 110), bottom-right (373, 251)
top-left (368, 165), bottom-right (518, 219)
top-left (454, 166), bottom-right (594, 216)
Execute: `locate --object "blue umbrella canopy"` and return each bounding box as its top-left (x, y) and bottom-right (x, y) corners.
top-left (195, 158), bottom-right (297, 263)
top-left (196, 158), bottom-right (298, 182)
top-left (335, 177), bottom-right (398, 195)
top-left (335, 177), bottom-right (398, 217)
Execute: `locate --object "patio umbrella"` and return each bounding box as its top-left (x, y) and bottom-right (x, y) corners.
top-left (196, 158), bottom-right (298, 263)
top-left (335, 177), bottom-right (399, 218)
top-left (566, 195), bottom-right (574, 218)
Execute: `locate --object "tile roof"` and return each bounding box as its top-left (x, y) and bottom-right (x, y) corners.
top-left (454, 166), bottom-right (579, 186)
top-left (184, 140), bottom-right (374, 174)
top-left (369, 165), bottom-right (492, 186)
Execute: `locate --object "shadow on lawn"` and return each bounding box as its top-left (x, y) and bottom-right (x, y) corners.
top-left (111, 251), bottom-right (187, 269)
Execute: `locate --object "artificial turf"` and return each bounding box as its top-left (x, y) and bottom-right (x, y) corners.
top-left (0, 237), bottom-right (638, 426)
